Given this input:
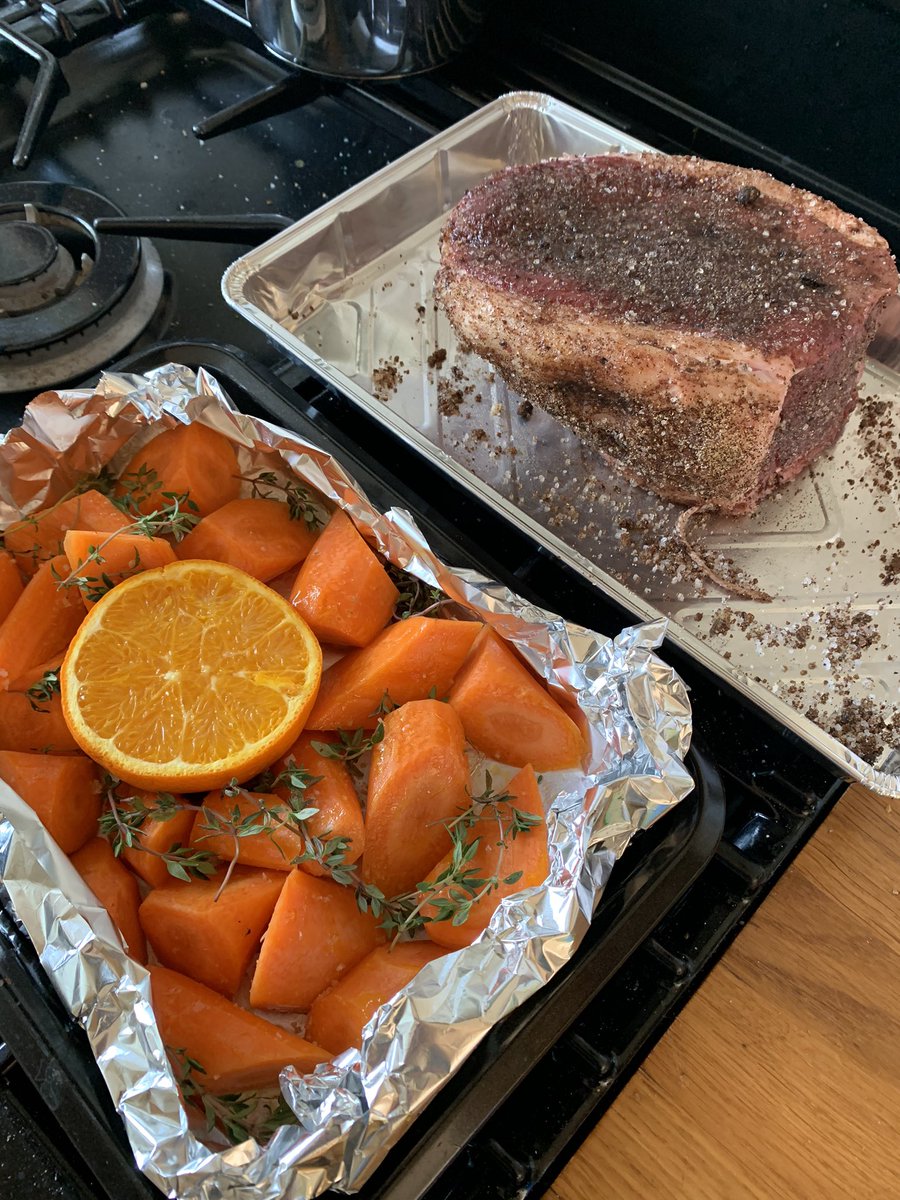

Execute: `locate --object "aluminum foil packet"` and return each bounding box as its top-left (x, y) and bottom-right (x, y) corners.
top-left (0, 364), bottom-right (694, 1199)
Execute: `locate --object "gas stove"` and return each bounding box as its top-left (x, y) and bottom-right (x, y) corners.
top-left (0, 2), bottom-right (890, 1197)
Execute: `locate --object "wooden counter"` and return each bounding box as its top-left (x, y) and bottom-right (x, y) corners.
top-left (549, 782), bottom-right (900, 1200)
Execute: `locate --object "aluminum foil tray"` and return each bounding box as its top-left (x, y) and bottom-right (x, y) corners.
top-left (223, 91), bottom-right (900, 797)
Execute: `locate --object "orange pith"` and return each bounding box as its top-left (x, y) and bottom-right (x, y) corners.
top-left (60, 559), bottom-right (322, 791)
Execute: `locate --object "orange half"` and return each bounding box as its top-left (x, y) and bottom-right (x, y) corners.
top-left (60, 559), bottom-right (322, 791)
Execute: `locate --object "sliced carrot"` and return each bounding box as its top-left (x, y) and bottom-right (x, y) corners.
top-left (249, 869), bottom-right (384, 1011)
top-left (0, 552), bottom-right (23, 623)
top-left (424, 764), bottom-right (549, 951)
top-left (290, 510), bottom-right (399, 647)
top-left (274, 731), bottom-right (365, 878)
top-left (117, 423), bottom-right (241, 517)
top-left (114, 787), bottom-right (196, 889)
top-left (306, 616), bottom-right (481, 731)
top-left (71, 837), bottom-right (147, 963)
top-left (139, 868), bottom-right (286, 997)
top-left (63, 529), bottom-right (176, 609)
top-left (176, 498), bottom-right (318, 582)
top-left (190, 790), bottom-right (304, 872)
top-left (362, 700), bottom-right (469, 898)
top-left (5, 490), bottom-right (130, 577)
top-left (448, 627), bottom-right (584, 771)
top-left (0, 750), bottom-right (99, 853)
top-left (307, 942), bottom-right (446, 1055)
top-left (0, 556), bottom-right (85, 689)
top-left (0, 690), bottom-right (79, 753)
top-left (149, 965), bottom-right (330, 1093)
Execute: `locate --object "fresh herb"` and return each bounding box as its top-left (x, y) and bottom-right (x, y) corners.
top-left (238, 471), bottom-right (323, 531)
top-left (6, 469), bottom-right (130, 570)
top-left (125, 490), bottom-right (199, 541)
top-left (371, 691), bottom-right (397, 717)
top-left (376, 773), bottom-right (542, 939)
top-left (255, 763), bottom-right (355, 883)
top-left (54, 492), bottom-right (200, 602)
top-left (113, 464), bottom-right (164, 514)
top-left (99, 775), bottom-right (217, 881)
top-left (170, 1048), bottom-right (297, 1145)
top-left (193, 765), bottom-right (324, 898)
top-left (385, 563), bottom-right (444, 621)
top-left (26, 668), bottom-right (61, 712)
top-left (252, 762), bottom-right (539, 937)
top-left (310, 722), bottom-right (385, 764)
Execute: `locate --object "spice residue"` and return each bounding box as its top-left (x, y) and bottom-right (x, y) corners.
top-left (372, 356), bottom-right (408, 403)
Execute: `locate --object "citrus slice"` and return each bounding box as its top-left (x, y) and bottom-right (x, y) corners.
top-left (61, 559), bottom-right (322, 792)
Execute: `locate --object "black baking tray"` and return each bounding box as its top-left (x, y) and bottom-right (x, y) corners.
top-left (0, 343), bottom-right (725, 1199)
top-left (1, 343), bottom-right (847, 1200)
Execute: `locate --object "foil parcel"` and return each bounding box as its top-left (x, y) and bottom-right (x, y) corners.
top-left (0, 364), bottom-right (694, 1199)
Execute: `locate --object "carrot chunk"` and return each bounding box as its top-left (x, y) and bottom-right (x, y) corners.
top-left (424, 764), bottom-right (549, 951)
top-left (0, 556), bottom-right (84, 689)
top-left (307, 942), bottom-right (446, 1055)
top-left (448, 627), bottom-right (584, 771)
top-left (114, 788), bottom-right (196, 889)
top-left (176, 498), bottom-right (318, 582)
top-left (5, 490), bottom-right (130, 577)
top-left (274, 731), bottom-right (365, 878)
top-left (249, 870), bottom-right (384, 1011)
top-left (192, 734), bottom-right (365, 878)
top-left (0, 750), bottom-right (99, 853)
top-left (0, 551), bottom-right (23, 623)
top-left (71, 837), bottom-right (147, 963)
top-left (190, 790), bottom-right (304, 873)
top-left (117, 423), bottom-right (241, 517)
top-left (290, 510), bottom-right (399, 647)
top-left (0, 690), bottom-right (79, 753)
top-left (64, 529), bottom-right (176, 609)
top-left (149, 965), bottom-right (330, 1093)
top-left (139, 868), bottom-right (286, 997)
top-left (362, 700), bottom-right (469, 898)
top-left (306, 616), bottom-right (481, 731)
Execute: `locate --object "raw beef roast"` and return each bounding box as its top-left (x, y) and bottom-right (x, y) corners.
top-left (434, 155), bottom-right (898, 513)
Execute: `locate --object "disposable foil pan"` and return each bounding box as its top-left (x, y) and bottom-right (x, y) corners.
top-left (222, 90), bottom-right (900, 798)
top-left (0, 364), bottom-right (693, 1199)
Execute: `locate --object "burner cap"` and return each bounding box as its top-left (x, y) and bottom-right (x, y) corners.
top-left (0, 222), bottom-right (57, 286)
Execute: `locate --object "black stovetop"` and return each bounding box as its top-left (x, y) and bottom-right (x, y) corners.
top-left (0, 2), bottom-right (875, 1197)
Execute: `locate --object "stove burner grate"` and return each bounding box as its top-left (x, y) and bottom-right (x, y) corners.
top-left (0, 182), bottom-right (165, 393)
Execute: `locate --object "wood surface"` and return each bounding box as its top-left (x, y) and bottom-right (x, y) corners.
top-left (548, 783), bottom-right (900, 1200)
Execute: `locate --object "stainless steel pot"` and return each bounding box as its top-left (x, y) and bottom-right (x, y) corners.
top-left (247, 0), bottom-right (491, 78)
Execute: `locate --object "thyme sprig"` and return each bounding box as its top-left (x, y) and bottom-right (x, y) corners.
top-left (113, 464), bottom-right (165, 514)
top-left (99, 775), bottom-right (217, 882)
top-left (54, 491), bottom-right (200, 602)
top-left (377, 773), bottom-right (542, 939)
top-left (310, 722), bottom-right (385, 764)
top-left (242, 763), bottom-right (541, 936)
top-left (26, 668), bottom-right (61, 712)
top-left (192, 765), bottom-right (328, 898)
top-left (237, 763), bottom-right (381, 899)
top-left (238, 471), bottom-right (323, 531)
top-left (6, 467), bottom-right (130, 569)
top-left (171, 1048), bottom-right (297, 1145)
top-left (385, 563), bottom-right (443, 621)
top-left (371, 691), bottom-right (397, 717)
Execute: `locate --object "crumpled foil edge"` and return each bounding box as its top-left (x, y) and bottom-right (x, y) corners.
top-left (0, 364), bottom-right (694, 1199)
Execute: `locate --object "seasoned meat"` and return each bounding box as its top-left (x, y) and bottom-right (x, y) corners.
top-left (434, 154), bottom-right (899, 513)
